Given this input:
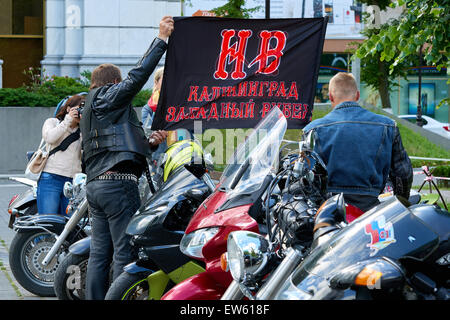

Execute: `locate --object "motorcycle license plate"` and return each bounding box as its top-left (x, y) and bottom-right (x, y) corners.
top-left (8, 214), bottom-right (15, 229)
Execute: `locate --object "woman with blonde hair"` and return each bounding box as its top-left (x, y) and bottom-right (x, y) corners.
top-left (142, 66), bottom-right (164, 127)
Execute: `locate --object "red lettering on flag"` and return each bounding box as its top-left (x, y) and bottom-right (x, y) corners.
top-left (214, 29), bottom-right (252, 80)
top-left (249, 30), bottom-right (287, 75)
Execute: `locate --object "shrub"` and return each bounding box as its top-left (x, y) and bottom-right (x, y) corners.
top-left (0, 67), bottom-right (153, 107)
top-left (433, 165), bottom-right (450, 177)
top-left (132, 89), bottom-right (152, 107)
top-left (0, 87), bottom-right (61, 106)
top-left (432, 165), bottom-right (450, 188)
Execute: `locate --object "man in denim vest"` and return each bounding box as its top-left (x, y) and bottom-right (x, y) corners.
top-left (303, 72), bottom-right (413, 212)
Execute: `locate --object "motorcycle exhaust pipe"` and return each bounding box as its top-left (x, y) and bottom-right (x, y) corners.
top-left (41, 198), bottom-right (88, 266)
top-left (255, 247), bottom-right (303, 300)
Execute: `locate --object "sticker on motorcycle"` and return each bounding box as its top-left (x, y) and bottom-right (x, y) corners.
top-left (365, 216), bottom-right (396, 256)
top-left (436, 253), bottom-right (450, 266)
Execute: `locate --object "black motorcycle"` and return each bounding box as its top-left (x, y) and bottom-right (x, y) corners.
top-left (104, 161), bottom-right (214, 300)
top-left (54, 143), bottom-right (214, 300)
top-left (223, 192), bottom-right (450, 300)
top-left (265, 195), bottom-right (450, 300)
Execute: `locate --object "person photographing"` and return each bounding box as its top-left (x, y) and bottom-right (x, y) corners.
top-left (80, 16), bottom-right (174, 300)
top-left (37, 95), bottom-right (84, 216)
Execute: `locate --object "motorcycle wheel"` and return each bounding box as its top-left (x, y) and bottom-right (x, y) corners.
top-left (104, 271), bottom-right (152, 300)
top-left (9, 230), bottom-right (62, 297)
top-left (53, 252), bottom-right (88, 300)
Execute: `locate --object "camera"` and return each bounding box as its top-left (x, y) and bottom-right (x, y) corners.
top-left (77, 101), bottom-right (85, 117)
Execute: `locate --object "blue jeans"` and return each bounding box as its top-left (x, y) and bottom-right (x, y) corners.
top-left (85, 179), bottom-right (141, 300)
top-left (37, 172), bottom-right (72, 215)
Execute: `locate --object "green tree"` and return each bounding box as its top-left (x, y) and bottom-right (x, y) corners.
top-left (211, 0), bottom-right (262, 18)
top-left (352, 1), bottom-right (412, 109)
top-left (355, 0), bottom-right (449, 108)
top-left (353, 21), bottom-right (412, 108)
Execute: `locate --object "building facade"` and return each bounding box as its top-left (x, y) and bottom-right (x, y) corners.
top-left (42, 0), bottom-right (181, 88)
top-left (0, 0), bottom-right (448, 122)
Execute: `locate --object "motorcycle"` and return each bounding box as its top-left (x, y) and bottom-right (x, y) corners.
top-left (104, 158), bottom-right (214, 300)
top-left (7, 136), bottom-right (71, 227)
top-left (219, 130), bottom-right (361, 300)
top-left (161, 107), bottom-right (289, 300)
top-left (54, 140), bottom-right (213, 300)
top-left (8, 173), bottom-right (89, 297)
top-left (254, 195), bottom-right (450, 300)
top-left (221, 132), bottom-right (449, 300)
top-left (7, 177), bottom-right (38, 229)
top-left (40, 174), bottom-right (89, 269)
top-left (220, 130), bottom-right (433, 300)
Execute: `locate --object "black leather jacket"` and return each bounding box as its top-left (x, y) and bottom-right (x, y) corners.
top-left (81, 38), bottom-right (168, 182)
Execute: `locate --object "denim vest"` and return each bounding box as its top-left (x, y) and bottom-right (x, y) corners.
top-left (303, 101), bottom-right (396, 197)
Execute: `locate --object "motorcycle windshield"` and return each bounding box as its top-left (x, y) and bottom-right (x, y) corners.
top-left (287, 198), bottom-right (440, 299)
top-left (219, 107), bottom-right (287, 200)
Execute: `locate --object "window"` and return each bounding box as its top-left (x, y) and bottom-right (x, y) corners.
top-left (0, 0), bottom-right (43, 35)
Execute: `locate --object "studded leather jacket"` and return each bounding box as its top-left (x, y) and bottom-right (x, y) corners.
top-left (81, 38), bottom-right (168, 182)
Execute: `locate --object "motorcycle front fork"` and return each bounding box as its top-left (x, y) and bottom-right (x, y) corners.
top-left (221, 280), bottom-right (244, 300)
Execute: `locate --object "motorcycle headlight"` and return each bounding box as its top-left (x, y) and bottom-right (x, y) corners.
top-left (227, 231), bottom-right (270, 283)
top-left (180, 227), bottom-right (219, 259)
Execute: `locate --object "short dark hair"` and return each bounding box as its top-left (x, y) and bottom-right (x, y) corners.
top-left (55, 95), bottom-right (85, 121)
top-left (90, 63), bottom-right (122, 89)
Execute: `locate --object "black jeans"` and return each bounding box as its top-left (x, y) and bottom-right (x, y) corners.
top-left (85, 179), bottom-right (141, 300)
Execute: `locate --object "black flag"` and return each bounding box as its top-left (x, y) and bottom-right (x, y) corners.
top-left (152, 16), bottom-right (327, 131)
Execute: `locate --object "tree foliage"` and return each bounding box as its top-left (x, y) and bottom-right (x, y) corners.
top-left (382, 0), bottom-right (449, 72)
top-left (353, 19), bottom-right (412, 108)
top-left (211, 0), bottom-right (262, 18)
top-left (355, 0), bottom-right (449, 108)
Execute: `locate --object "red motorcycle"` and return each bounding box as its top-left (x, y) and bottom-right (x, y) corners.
top-left (161, 108), bottom-right (289, 300)
top-left (161, 108), bottom-right (365, 300)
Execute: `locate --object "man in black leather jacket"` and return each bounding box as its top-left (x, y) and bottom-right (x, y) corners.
top-left (80, 16), bottom-right (174, 300)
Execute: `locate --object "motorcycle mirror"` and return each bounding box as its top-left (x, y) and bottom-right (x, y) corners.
top-left (299, 130), bottom-right (315, 153)
top-left (63, 181), bottom-right (73, 199)
top-left (185, 187), bottom-right (209, 202)
top-left (328, 257), bottom-right (405, 290)
top-left (313, 193), bottom-right (347, 235)
top-left (184, 156), bottom-right (207, 180)
top-left (337, 193), bottom-right (346, 220)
